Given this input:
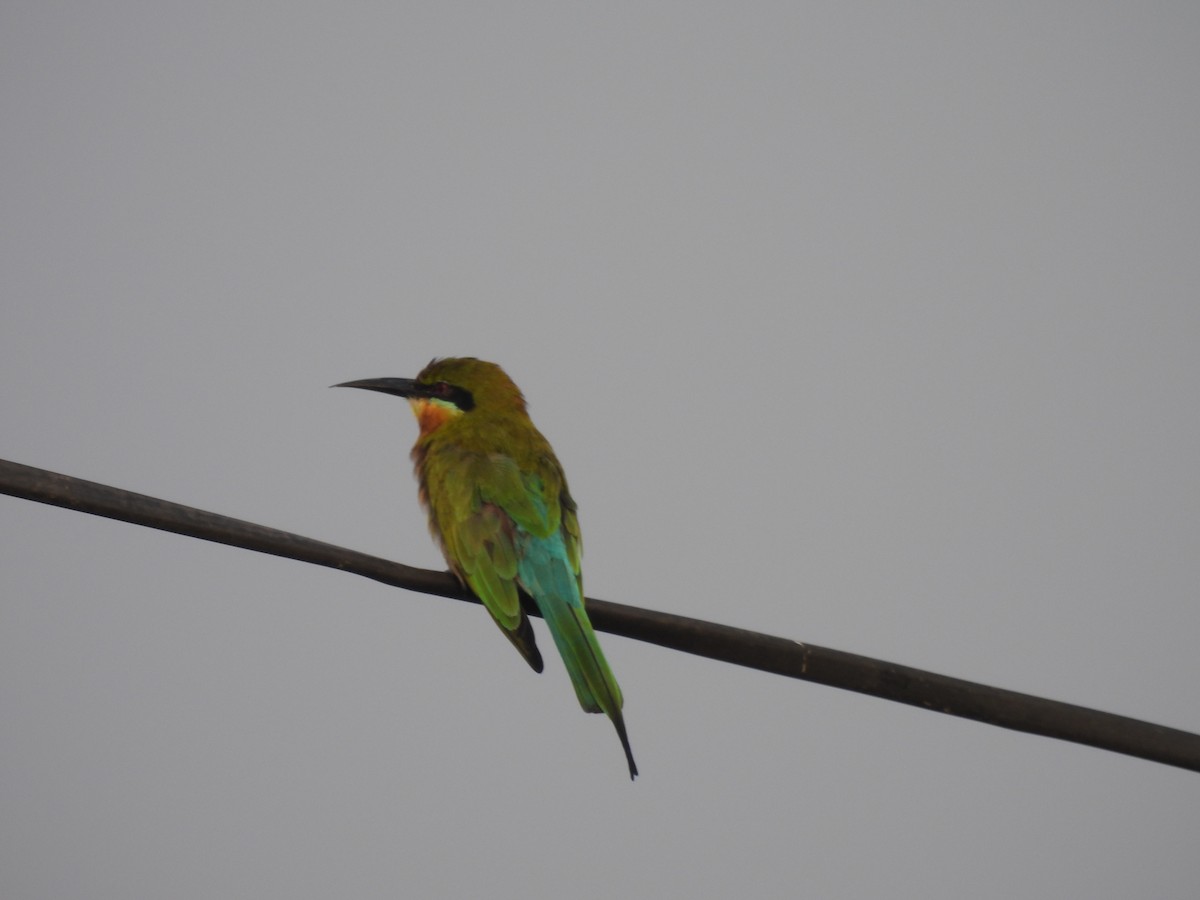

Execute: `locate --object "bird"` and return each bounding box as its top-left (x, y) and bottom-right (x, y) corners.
top-left (336, 357), bottom-right (637, 779)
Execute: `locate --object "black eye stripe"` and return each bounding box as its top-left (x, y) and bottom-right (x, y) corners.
top-left (425, 382), bottom-right (475, 411)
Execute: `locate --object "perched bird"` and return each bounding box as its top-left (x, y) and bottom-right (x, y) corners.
top-left (336, 357), bottom-right (637, 779)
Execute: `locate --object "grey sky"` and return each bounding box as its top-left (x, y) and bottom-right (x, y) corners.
top-left (3, 3), bottom-right (1199, 897)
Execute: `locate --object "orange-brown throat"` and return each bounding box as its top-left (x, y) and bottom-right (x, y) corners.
top-left (410, 397), bottom-right (462, 436)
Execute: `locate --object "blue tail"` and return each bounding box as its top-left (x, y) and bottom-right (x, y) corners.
top-left (518, 534), bottom-right (637, 778)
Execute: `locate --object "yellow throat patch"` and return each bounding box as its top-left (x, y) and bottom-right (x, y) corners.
top-left (409, 397), bottom-right (463, 436)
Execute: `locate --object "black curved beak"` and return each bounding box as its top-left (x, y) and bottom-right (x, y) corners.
top-left (332, 377), bottom-right (422, 398)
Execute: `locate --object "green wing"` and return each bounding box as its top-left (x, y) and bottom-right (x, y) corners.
top-left (436, 453), bottom-right (546, 672)
top-left (432, 447), bottom-right (636, 778)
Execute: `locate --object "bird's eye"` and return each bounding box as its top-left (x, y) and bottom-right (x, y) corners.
top-left (431, 382), bottom-right (453, 397)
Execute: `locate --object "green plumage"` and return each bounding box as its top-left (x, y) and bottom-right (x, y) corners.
top-left (339, 357), bottom-right (636, 779)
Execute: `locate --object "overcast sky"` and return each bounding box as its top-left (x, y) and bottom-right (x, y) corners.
top-left (3, 3), bottom-right (1199, 898)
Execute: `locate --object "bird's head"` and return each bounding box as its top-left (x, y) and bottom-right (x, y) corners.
top-left (334, 357), bottom-right (526, 435)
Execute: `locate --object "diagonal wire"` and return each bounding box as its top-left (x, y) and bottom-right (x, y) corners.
top-left (2, 456), bottom-right (1198, 773)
